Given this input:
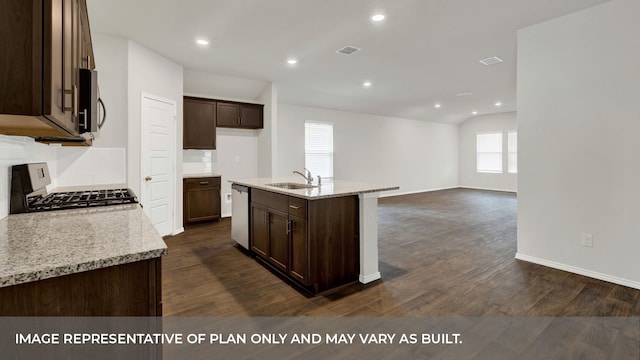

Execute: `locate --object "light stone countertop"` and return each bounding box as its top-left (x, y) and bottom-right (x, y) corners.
top-left (183, 173), bottom-right (222, 179)
top-left (0, 204), bottom-right (167, 288)
top-left (230, 177), bottom-right (399, 200)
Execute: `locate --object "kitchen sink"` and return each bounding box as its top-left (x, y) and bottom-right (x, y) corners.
top-left (266, 182), bottom-right (317, 189)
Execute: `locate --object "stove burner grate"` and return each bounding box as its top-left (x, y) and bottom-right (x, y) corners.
top-left (26, 188), bottom-right (138, 212)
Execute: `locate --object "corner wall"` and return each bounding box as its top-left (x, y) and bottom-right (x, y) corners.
top-left (517, 0), bottom-right (640, 288)
top-left (459, 112), bottom-right (517, 192)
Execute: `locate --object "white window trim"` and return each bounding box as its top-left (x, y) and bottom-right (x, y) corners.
top-left (507, 131), bottom-right (517, 174)
top-left (476, 131), bottom-right (503, 174)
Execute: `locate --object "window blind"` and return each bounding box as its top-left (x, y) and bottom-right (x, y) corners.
top-left (305, 121), bottom-right (333, 178)
top-left (477, 132), bottom-right (503, 173)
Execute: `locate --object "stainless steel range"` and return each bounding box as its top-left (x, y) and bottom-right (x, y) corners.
top-left (10, 163), bottom-right (138, 214)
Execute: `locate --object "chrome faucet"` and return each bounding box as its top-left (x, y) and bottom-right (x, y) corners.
top-left (293, 168), bottom-right (314, 185)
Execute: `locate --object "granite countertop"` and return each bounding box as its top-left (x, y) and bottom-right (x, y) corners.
top-left (183, 173), bottom-right (222, 179)
top-left (230, 177), bottom-right (399, 200)
top-left (0, 204), bottom-right (167, 288)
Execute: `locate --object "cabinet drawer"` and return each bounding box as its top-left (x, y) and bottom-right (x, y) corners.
top-left (184, 177), bottom-right (220, 189)
top-left (288, 197), bottom-right (307, 218)
top-left (252, 188), bottom-right (288, 212)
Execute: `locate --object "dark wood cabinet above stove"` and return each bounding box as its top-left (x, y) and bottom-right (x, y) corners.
top-left (0, 0), bottom-right (95, 145)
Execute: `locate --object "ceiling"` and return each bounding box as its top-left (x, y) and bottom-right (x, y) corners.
top-left (86, 0), bottom-right (608, 124)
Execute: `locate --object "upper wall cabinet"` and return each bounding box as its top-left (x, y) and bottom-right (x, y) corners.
top-left (183, 97), bottom-right (216, 149)
top-left (217, 101), bottom-right (264, 129)
top-left (0, 0), bottom-right (94, 144)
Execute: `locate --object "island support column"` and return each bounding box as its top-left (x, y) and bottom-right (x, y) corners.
top-left (358, 192), bottom-right (381, 283)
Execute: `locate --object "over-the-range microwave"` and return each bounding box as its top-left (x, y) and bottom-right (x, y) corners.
top-left (79, 68), bottom-right (106, 139)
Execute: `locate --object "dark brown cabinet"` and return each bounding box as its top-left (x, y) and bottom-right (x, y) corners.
top-left (183, 177), bottom-right (221, 224)
top-left (184, 97), bottom-right (216, 149)
top-left (267, 210), bottom-right (289, 272)
top-left (217, 101), bottom-right (264, 129)
top-left (250, 188), bottom-right (358, 294)
top-left (0, 257), bottom-right (162, 316)
top-left (0, 0), bottom-right (94, 142)
top-left (289, 216), bottom-right (308, 283)
top-left (251, 205), bottom-right (269, 258)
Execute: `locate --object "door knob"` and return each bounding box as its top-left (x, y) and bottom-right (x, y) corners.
top-left (145, 176), bottom-right (152, 181)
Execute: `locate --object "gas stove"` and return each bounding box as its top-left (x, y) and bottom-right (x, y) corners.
top-left (25, 188), bottom-right (137, 212)
top-left (10, 163), bottom-right (138, 214)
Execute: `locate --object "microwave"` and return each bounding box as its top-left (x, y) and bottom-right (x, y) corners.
top-left (79, 68), bottom-right (105, 138)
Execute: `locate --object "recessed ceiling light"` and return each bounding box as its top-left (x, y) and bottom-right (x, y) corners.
top-left (434, 103), bottom-right (442, 109)
top-left (196, 39), bottom-right (209, 45)
top-left (472, 111), bottom-right (478, 115)
top-left (495, 102), bottom-right (502, 107)
top-left (363, 81), bottom-right (372, 87)
top-left (371, 14), bottom-right (385, 22)
top-left (287, 59), bottom-right (298, 65)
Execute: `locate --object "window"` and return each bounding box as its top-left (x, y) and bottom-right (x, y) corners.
top-left (305, 121), bottom-right (333, 178)
top-left (476, 132), bottom-right (502, 173)
top-left (508, 131), bottom-right (517, 174)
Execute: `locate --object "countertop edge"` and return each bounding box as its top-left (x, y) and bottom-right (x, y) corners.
top-left (1, 247), bottom-right (168, 288)
top-left (230, 179), bottom-right (399, 200)
top-left (183, 173), bottom-right (222, 179)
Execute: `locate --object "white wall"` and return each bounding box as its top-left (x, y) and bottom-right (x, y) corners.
top-left (183, 69), bottom-right (268, 102)
top-left (257, 83), bottom-right (277, 177)
top-left (517, 0), bottom-right (640, 288)
top-left (127, 40), bottom-right (184, 231)
top-left (277, 104), bottom-right (459, 195)
top-left (459, 112), bottom-right (517, 192)
top-left (91, 33), bottom-right (128, 149)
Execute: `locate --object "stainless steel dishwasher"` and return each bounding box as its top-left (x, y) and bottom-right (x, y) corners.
top-left (231, 184), bottom-right (249, 249)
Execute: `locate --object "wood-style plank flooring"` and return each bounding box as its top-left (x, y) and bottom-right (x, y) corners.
top-left (162, 188), bottom-right (640, 317)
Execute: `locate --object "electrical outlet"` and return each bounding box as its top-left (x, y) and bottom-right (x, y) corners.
top-left (225, 193), bottom-right (232, 204)
top-left (581, 233), bottom-right (593, 248)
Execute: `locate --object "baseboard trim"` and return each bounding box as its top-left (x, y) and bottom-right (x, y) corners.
top-left (515, 253), bottom-right (640, 290)
top-left (459, 186), bottom-right (517, 193)
top-left (171, 227), bottom-right (185, 236)
top-left (222, 212), bottom-right (232, 218)
top-left (380, 186), bottom-right (459, 198)
top-left (359, 272), bottom-right (381, 284)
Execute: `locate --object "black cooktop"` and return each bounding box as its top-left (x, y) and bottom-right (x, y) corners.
top-left (26, 188), bottom-right (138, 212)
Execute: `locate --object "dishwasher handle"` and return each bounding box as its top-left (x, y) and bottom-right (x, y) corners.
top-left (232, 183), bottom-right (249, 193)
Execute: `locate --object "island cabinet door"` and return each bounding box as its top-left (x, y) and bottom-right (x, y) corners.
top-left (250, 204), bottom-right (268, 258)
top-left (289, 216), bottom-right (308, 284)
top-left (268, 210), bottom-right (289, 272)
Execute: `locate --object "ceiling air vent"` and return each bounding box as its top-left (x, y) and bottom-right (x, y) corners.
top-left (479, 56), bottom-right (503, 66)
top-left (336, 45), bottom-right (361, 55)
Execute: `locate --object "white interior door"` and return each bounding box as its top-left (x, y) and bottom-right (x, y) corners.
top-left (141, 93), bottom-right (176, 236)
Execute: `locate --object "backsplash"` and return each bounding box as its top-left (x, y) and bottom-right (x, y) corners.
top-left (0, 135), bottom-right (57, 219)
top-left (56, 147), bottom-right (126, 187)
top-left (0, 134), bottom-right (127, 219)
top-left (183, 149), bottom-right (217, 175)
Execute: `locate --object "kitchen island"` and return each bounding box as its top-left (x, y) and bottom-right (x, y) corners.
top-left (230, 177), bottom-right (398, 294)
top-left (0, 204), bottom-right (167, 316)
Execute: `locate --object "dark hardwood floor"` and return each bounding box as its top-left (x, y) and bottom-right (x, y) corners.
top-left (162, 188), bottom-right (640, 317)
